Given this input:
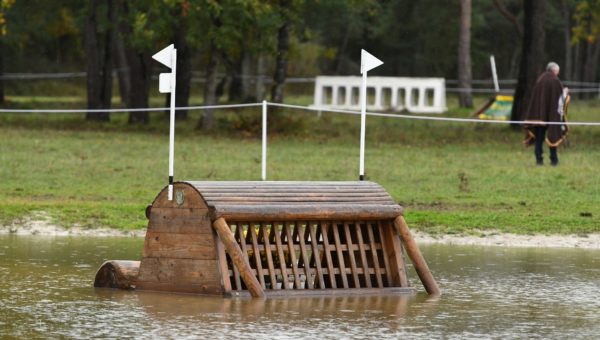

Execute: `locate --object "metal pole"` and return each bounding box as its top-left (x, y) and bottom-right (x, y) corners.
top-left (490, 55), bottom-right (500, 93)
top-left (168, 49), bottom-right (177, 201)
top-left (262, 100), bottom-right (267, 181)
top-left (359, 72), bottom-right (367, 181)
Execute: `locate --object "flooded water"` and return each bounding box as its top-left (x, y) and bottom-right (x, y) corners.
top-left (1, 234), bottom-right (599, 338)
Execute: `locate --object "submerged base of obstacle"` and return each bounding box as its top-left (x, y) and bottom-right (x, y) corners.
top-left (94, 181), bottom-right (440, 298)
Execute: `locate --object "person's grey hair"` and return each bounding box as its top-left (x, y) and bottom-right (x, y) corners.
top-left (547, 62), bottom-right (560, 72)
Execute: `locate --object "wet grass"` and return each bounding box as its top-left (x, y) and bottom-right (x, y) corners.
top-left (1, 95), bottom-right (599, 234)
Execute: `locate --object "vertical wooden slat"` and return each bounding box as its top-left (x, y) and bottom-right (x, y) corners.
top-left (308, 222), bottom-right (325, 289)
top-left (215, 229), bottom-right (232, 293)
top-left (248, 222), bottom-right (266, 289)
top-left (273, 222), bottom-right (290, 289)
top-left (343, 222), bottom-right (360, 288)
top-left (231, 224), bottom-right (242, 290)
top-left (377, 221), bottom-right (393, 287)
top-left (285, 222), bottom-right (302, 289)
top-left (355, 222), bottom-right (372, 288)
top-left (297, 222), bottom-right (314, 289)
top-left (382, 220), bottom-right (409, 287)
top-left (237, 223), bottom-right (250, 263)
top-left (331, 222), bottom-right (349, 288)
top-left (320, 221), bottom-right (337, 289)
top-left (366, 221), bottom-right (384, 288)
top-left (260, 222), bottom-right (277, 289)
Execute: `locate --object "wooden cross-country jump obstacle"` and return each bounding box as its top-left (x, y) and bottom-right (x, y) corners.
top-left (94, 181), bottom-right (440, 297)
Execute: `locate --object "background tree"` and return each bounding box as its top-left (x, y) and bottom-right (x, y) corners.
top-left (0, 0), bottom-right (15, 105)
top-left (510, 0), bottom-right (546, 123)
top-left (84, 0), bottom-right (115, 122)
top-left (571, 0), bottom-right (600, 96)
top-left (458, 0), bottom-right (473, 108)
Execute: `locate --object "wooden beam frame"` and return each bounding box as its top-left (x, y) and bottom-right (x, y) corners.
top-left (213, 217), bottom-right (265, 298)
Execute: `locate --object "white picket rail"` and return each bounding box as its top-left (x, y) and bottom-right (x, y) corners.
top-left (312, 76), bottom-right (447, 113)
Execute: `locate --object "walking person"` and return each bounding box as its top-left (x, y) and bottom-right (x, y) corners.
top-left (524, 62), bottom-right (569, 166)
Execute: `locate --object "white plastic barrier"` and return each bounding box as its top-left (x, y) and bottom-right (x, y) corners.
top-left (313, 76), bottom-right (447, 113)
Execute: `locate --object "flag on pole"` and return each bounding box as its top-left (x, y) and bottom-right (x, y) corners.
top-left (359, 49), bottom-right (383, 181)
top-left (361, 49), bottom-right (383, 74)
top-left (153, 44), bottom-right (177, 201)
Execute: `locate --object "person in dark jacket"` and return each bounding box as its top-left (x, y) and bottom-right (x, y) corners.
top-left (524, 62), bottom-right (569, 166)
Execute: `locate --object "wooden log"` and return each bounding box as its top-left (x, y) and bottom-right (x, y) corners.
top-left (210, 204), bottom-right (402, 222)
top-left (393, 216), bottom-right (441, 296)
top-left (94, 260), bottom-right (140, 290)
top-left (213, 218), bottom-right (265, 298)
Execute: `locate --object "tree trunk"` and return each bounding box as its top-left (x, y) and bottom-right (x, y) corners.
top-left (228, 48), bottom-right (251, 102)
top-left (199, 39), bottom-right (219, 130)
top-left (271, 21), bottom-right (289, 103)
top-left (117, 0), bottom-right (150, 124)
top-left (113, 23), bottom-right (130, 107)
top-left (255, 54), bottom-right (265, 101)
top-left (84, 0), bottom-right (103, 120)
top-left (560, 0), bottom-right (573, 80)
top-left (0, 38), bottom-right (4, 104)
top-left (125, 51), bottom-right (150, 124)
top-left (581, 41), bottom-right (600, 99)
top-left (510, 0), bottom-right (546, 124)
top-left (458, 0), bottom-right (472, 108)
top-left (100, 1), bottom-right (115, 111)
top-left (84, 0), bottom-right (113, 122)
top-left (164, 4), bottom-right (191, 120)
top-left (573, 41), bottom-right (582, 82)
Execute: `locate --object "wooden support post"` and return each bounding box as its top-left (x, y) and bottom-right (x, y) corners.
top-left (213, 218), bottom-right (265, 298)
top-left (393, 216), bottom-right (441, 296)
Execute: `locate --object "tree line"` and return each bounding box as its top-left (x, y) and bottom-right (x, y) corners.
top-left (1, 0), bottom-right (600, 128)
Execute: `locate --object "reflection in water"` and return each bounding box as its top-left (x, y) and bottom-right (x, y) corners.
top-left (1, 235), bottom-right (599, 338)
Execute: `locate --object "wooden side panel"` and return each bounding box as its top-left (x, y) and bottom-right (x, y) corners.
top-left (136, 258), bottom-right (223, 295)
top-left (137, 184), bottom-right (224, 295)
top-left (143, 231), bottom-right (217, 260)
top-left (147, 208), bottom-right (211, 234)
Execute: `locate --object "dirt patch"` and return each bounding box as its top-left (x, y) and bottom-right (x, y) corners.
top-left (0, 211), bottom-right (144, 237)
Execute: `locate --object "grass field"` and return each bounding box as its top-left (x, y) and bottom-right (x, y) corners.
top-left (1, 95), bottom-right (599, 235)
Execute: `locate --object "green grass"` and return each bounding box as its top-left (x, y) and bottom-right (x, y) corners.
top-left (1, 95), bottom-right (599, 235)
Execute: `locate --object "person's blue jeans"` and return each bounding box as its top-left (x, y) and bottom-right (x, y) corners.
top-left (534, 126), bottom-right (558, 165)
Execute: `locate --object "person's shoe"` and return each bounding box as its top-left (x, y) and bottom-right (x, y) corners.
top-left (551, 160), bottom-right (559, 166)
top-left (536, 159), bottom-right (543, 166)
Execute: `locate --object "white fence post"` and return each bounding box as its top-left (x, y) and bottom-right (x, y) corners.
top-left (262, 100), bottom-right (267, 181)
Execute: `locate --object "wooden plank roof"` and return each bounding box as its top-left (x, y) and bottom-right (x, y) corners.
top-left (185, 181), bottom-right (403, 221)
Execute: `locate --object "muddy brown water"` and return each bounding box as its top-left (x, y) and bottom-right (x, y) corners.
top-left (1, 234), bottom-right (599, 338)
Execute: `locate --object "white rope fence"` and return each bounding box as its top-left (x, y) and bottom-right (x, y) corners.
top-left (2, 101), bottom-right (600, 126)
top-left (268, 102), bottom-right (600, 126)
top-left (0, 103), bottom-right (262, 113)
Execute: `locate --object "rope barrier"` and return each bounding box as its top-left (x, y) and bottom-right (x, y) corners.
top-left (2, 100), bottom-right (600, 126)
top-left (0, 102), bottom-right (262, 113)
top-left (268, 102), bottom-right (600, 126)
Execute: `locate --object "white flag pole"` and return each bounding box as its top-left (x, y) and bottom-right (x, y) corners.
top-left (359, 71), bottom-right (367, 181)
top-left (153, 44), bottom-right (177, 201)
top-left (359, 49), bottom-right (383, 181)
top-left (262, 100), bottom-right (267, 181)
top-left (490, 55), bottom-right (499, 93)
top-left (168, 49), bottom-right (177, 201)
